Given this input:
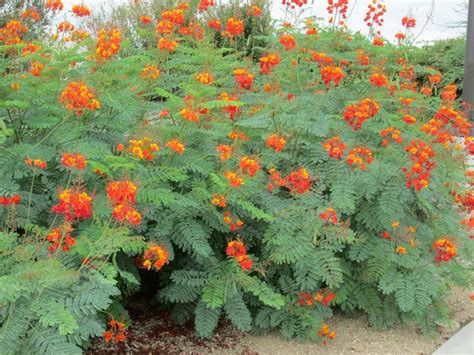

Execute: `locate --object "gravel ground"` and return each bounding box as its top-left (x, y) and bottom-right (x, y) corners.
top-left (88, 288), bottom-right (473, 355)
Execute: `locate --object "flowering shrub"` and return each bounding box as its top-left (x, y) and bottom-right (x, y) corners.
top-left (0, 0), bottom-right (472, 352)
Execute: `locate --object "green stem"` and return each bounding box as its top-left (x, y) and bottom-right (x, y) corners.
top-left (25, 173), bottom-right (36, 228)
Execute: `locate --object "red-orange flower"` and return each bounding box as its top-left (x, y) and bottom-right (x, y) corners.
top-left (61, 153), bottom-right (86, 170)
top-left (259, 53), bottom-right (280, 74)
top-left (224, 171), bottom-right (244, 188)
top-left (216, 144), bottom-right (233, 161)
top-left (72, 4), bottom-right (91, 17)
top-left (140, 16), bottom-right (152, 25)
top-left (162, 9), bottom-right (185, 25)
top-left (25, 158), bottom-right (47, 169)
top-left (142, 244), bottom-right (169, 270)
top-left (46, 0), bottom-right (63, 11)
top-left (369, 73), bottom-right (388, 87)
top-left (279, 33), bottom-right (296, 50)
top-left (380, 127), bottom-right (403, 146)
top-left (207, 19), bottom-right (222, 30)
top-left (180, 108), bottom-right (199, 122)
top-left (319, 208), bottom-right (338, 224)
top-left (51, 189), bottom-right (93, 221)
top-left (96, 28), bottom-right (121, 60)
top-left (141, 65), bottom-right (161, 80)
top-left (224, 17), bottom-right (244, 37)
top-left (104, 320), bottom-right (126, 343)
top-left (30, 61), bottom-right (44, 77)
top-left (233, 68), bottom-right (254, 90)
top-left (266, 134), bottom-right (286, 152)
top-left (46, 224), bottom-right (75, 253)
top-left (433, 238), bottom-right (456, 262)
top-left (323, 136), bottom-right (347, 159)
top-left (211, 194), bottom-right (227, 208)
top-left (59, 81), bottom-right (100, 116)
top-left (401, 16), bottom-right (416, 29)
top-left (403, 140), bottom-right (435, 191)
top-left (196, 72), bottom-right (213, 85)
top-left (320, 66), bottom-right (345, 87)
top-left (0, 195), bottom-right (21, 206)
top-left (166, 139), bottom-right (185, 154)
top-left (286, 167), bottom-right (311, 194)
top-left (343, 98), bottom-right (379, 130)
top-left (347, 147), bottom-right (374, 170)
top-left (239, 157), bottom-right (259, 177)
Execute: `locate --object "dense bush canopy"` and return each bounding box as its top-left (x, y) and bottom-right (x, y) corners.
top-left (0, 0), bottom-right (473, 353)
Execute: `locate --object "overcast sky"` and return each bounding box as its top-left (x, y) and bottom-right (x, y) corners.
top-left (62, 0), bottom-right (468, 43)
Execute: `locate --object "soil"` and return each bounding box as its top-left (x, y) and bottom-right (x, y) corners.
top-left (87, 288), bottom-right (473, 355)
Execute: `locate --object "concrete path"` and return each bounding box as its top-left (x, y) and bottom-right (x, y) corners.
top-left (433, 321), bottom-right (474, 355)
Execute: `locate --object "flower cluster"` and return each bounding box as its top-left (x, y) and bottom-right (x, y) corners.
top-left (30, 61), bottom-right (44, 77)
top-left (51, 189), bottom-right (93, 222)
top-left (224, 211), bottom-right (244, 232)
top-left (61, 153), bottom-right (86, 170)
top-left (298, 291), bottom-right (336, 307)
top-left (196, 72), bottom-right (213, 85)
top-left (166, 139), bottom-right (185, 154)
top-left (72, 5), bottom-right (91, 17)
top-left (0, 195), bottom-right (21, 206)
top-left (122, 137), bottom-right (160, 160)
top-left (180, 108), bottom-right (199, 122)
top-left (0, 20), bottom-right (28, 45)
top-left (364, 0), bottom-right (387, 28)
top-left (369, 73), bottom-right (388, 87)
top-left (96, 28), bottom-right (121, 60)
top-left (59, 81), bottom-right (100, 116)
top-left (142, 244), bottom-right (169, 271)
top-left (233, 68), bottom-right (254, 90)
top-left (279, 33), bottom-right (296, 51)
top-left (162, 9), bottom-right (185, 26)
top-left (199, 0), bottom-right (215, 11)
top-left (226, 240), bottom-right (252, 270)
top-left (347, 147), bottom-right (374, 170)
top-left (327, 0), bottom-right (349, 25)
top-left (441, 84), bottom-right (457, 101)
top-left (46, 0), bottom-right (63, 11)
top-left (401, 16), bottom-right (416, 28)
top-left (25, 158), bottom-right (47, 169)
top-left (318, 323), bottom-right (337, 343)
top-left (219, 92), bottom-right (241, 120)
top-left (380, 127), bottom-right (403, 146)
top-left (140, 16), bottom-right (152, 25)
top-left (320, 66), bottom-right (345, 87)
top-left (323, 136), bottom-right (347, 159)
top-left (21, 9), bottom-right (41, 22)
top-left (142, 65), bottom-right (161, 80)
top-left (224, 171), bottom-right (244, 188)
top-left (211, 194), bottom-right (227, 208)
top-left (433, 239), bottom-right (457, 263)
top-left (46, 224), bottom-right (75, 253)
top-left (104, 320), bottom-right (126, 343)
top-left (224, 18), bottom-right (244, 37)
top-left (58, 21), bottom-right (74, 33)
top-left (343, 98), bottom-right (379, 130)
top-left (216, 144), bottom-right (233, 161)
top-left (282, 0), bottom-right (308, 8)
top-left (158, 37), bottom-right (178, 52)
top-left (240, 157), bottom-right (259, 177)
top-left (286, 167), bottom-right (311, 194)
top-left (107, 181), bottom-right (141, 225)
top-left (266, 134), bottom-right (286, 152)
top-left (259, 54), bottom-right (281, 74)
top-left (319, 208), bottom-right (338, 224)
top-left (403, 140), bottom-right (435, 191)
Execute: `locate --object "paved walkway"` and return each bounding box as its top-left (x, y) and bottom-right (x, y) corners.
top-left (433, 321), bottom-right (474, 355)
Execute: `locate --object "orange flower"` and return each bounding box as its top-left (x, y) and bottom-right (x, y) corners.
top-left (180, 108), bottom-right (199, 122)
top-left (266, 134), bottom-right (286, 152)
top-left (126, 137), bottom-right (160, 160)
top-left (279, 33), bottom-right (296, 50)
top-left (343, 98), bottom-right (379, 130)
top-left (380, 127), bottom-right (403, 146)
top-left (233, 68), bottom-right (254, 90)
top-left (142, 244), bottom-right (169, 271)
top-left (347, 147), bottom-right (374, 170)
top-left (59, 81), bottom-right (100, 116)
top-left (162, 9), bottom-right (185, 25)
top-left (372, 37), bottom-right (384, 46)
top-left (51, 189), bottom-right (93, 221)
top-left (61, 153), bottom-right (86, 170)
top-left (319, 208), bottom-right (338, 224)
top-left (224, 17), bottom-right (244, 37)
top-left (104, 320), bottom-right (126, 343)
top-left (25, 158), bottom-right (47, 169)
top-left (166, 139), bottom-right (185, 154)
top-left (158, 37), bottom-right (178, 52)
top-left (228, 130), bottom-right (248, 141)
top-left (199, 0), bottom-right (216, 11)
top-left (96, 28), bottom-right (121, 60)
top-left (112, 204), bottom-right (142, 225)
top-left (211, 194), bottom-right (227, 208)
top-left (140, 16), bottom-right (152, 25)
top-left (0, 20), bottom-right (28, 45)
top-left (141, 65), bottom-right (161, 80)
top-left (369, 73), bottom-right (388, 87)
top-left (396, 246), bottom-right (406, 255)
top-left (239, 156), bottom-right (259, 177)
top-left (46, 0), bottom-right (63, 11)
top-left (107, 181), bottom-right (138, 205)
top-left (0, 194), bottom-right (21, 206)
top-left (403, 140), bottom-right (435, 191)
top-left (72, 4), bottom-right (91, 17)
top-left (402, 114), bottom-right (417, 124)
top-left (30, 61), bottom-right (44, 77)
top-left (196, 72), bottom-right (213, 85)
top-left (22, 42), bottom-right (41, 56)
top-left (433, 238), bottom-right (457, 262)
top-left (286, 167), bottom-right (311, 194)
top-left (323, 136), bottom-right (347, 159)
top-left (259, 53), bottom-right (280, 74)
top-left (157, 20), bottom-right (174, 34)
top-left (11, 82), bottom-right (20, 90)
top-left (320, 66), bottom-right (345, 87)
top-left (207, 19), bottom-right (222, 30)
top-left (401, 16), bottom-right (416, 28)
top-left (46, 224), bottom-right (75, 253)
top-left (224, 171), bottom-right (244, 188)
top-left (21, 9), bottom-right (41, 21)
top-left (247, 5), bottom-right (262, 17)
top-left (216, 144), bottom-right (233, 161)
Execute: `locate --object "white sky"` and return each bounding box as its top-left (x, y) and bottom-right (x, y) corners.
top-left (62, 0), bottom-right (467, 43)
